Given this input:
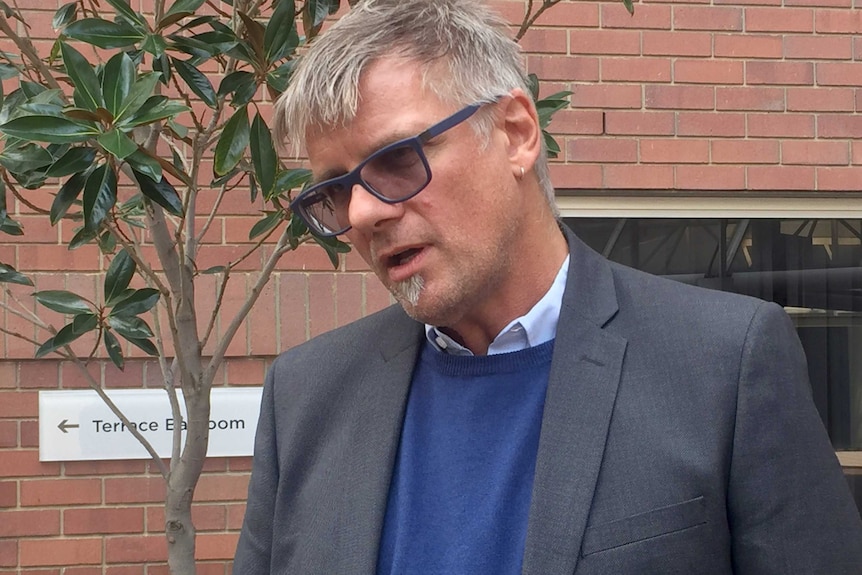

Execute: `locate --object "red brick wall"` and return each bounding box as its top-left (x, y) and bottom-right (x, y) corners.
top-left (2, 0), bottom-right (861, 571)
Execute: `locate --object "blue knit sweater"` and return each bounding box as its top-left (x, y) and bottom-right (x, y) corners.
top-left (376, 339), bottom-right (554, 575)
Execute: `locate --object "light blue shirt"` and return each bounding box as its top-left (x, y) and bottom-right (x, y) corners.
top-left (425, 255), bottom-right (570, 356)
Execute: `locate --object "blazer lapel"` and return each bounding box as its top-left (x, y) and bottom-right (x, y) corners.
top-left (327, 311), bottom-right (423, 574)
top-left (522, 231), bottom-right (627, 575)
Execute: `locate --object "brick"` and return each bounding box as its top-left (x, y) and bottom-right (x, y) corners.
top-left (569, 29), bottom-right (641, 56)
top-left (0, 451), bottom-right (60, 478)
top-left (278, 273), bottom-right (308, 350)
top-left (675, 166), bottom-right (747, 190)
top-left (782, 140), bottom-right (850, 165)
top-left (747, 166), bottom-right (816, 190)
top-left (603, 165), bottom-right (675, 189)
top-left (227, 502), bottom-right (247, 530)
top-left (746, 61), bottom-right (814, 85)
top-left (715, 34), bottom-right (783, 59)
top-left (21, 478), bottom-right (102, 506)
top-left (787, 87), bottom-right (855, 111)
top-left (0, 391), bottom-right (36, 418)
top-left (674, 6), bottom-right (742, 30)
top-left (228, 456), bottom-right (253, 472)
top-left (602, 58), bottom-right (671, 83)
top-left (226, 358), bottom-right (266, 386)
top-left (65, 506), bottom-right (145, 534)
top-left (674, 60), bottom-right (744, 85)
top-left (0, 421), bottom-right (16, 448)
top-left (712, 140), bottom-right (780, 164)
top-left (786, 0), bottom-right (849, 6)
top-left (270, 243), bottom-right (338, 272)
top-left (64, 459), bottom-right (147, 476)
top-left (785, 35), bottom-right (853, 60)
top-left (604, 111), bottom-right (675, 136)
top-left (547, 110), bottom-right (604, 135)
top-left (308, 273), bottom-right (336, 339)
top-left (677, 112), bottom-right (746, 137)
top-left (365, 274), bottom-right (395, 316)
top-left (15, 245), bottom-right (101, 272)
top-left (196, 533), bottom-right (240, 560)
top-left (336, 273), bottom-right (364, 326)
top-left (105, 535), bottom-right (166, 563)
top-left (852, 142), bottom-right (862, 164)
top-left (0, 509), bottom-right (60, 537)
top-left (815, 8), bottom-right (862, 33)
top-left (571, 84), bottom-right (642, 109)
top-left (748, 113), bottom-right (815, 138)
top-left (0, 481), bottom-right (16, 508)
top-left (643, 31), bottom-right (712, 56)
top-left (194, 474), bottom-right (250, 502)
top-left (526, 56), bottom-right (600, 82)
top-left (547, 164), bottom-right (604, 190)
top-left (601, 3), bottom-right (671, 29)
top-left (0, 363), bottom-right (16, 389)
top-left (60, 360), bottom-right (101, 390)
top-left (716, 87), bottom-right (785, 111)
top-left (640, 139), bottom-right (710, 163)
top-left (248, 275), bottom-right (279, 358)
top-left (745, 7), bottom-right (814, 32)
top-left (105, 477), bottom-right (166, 504)
top-left (0, 540), bottom-right (15, 568)
top-left (645, 85), bottom-right (714, 110)
top-left (817, 167), bottom-right (862, 189)
top-left (533, 2), bottom-right (599, 27)
top-left (518, 29), bottom-right (568, 54)
top-left (817, 62), bottom-right (862, 86)
top-left (567, 138), bottom-right (638, 163)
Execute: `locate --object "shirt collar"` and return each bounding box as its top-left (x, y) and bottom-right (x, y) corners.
top-left (425, 255), bottom-right (570, 356)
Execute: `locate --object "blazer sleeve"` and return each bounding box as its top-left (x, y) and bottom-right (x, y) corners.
top-left (728, 301), bottom-right (862, 573)
top-left (233, 362), bottom-right (280, 574)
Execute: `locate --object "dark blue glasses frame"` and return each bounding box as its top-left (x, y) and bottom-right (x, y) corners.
top-left (290, 102), bottom-right (486, 237)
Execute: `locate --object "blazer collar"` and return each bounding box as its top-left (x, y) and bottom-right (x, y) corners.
top-left (522, 227), bottom-right (627, 575)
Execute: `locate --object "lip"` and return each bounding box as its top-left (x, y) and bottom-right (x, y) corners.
top-left (380, 245), bottom-right (427, 283)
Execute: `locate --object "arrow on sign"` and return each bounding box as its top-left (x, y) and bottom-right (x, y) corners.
top-left (58, 419), bottom-right (79, 433)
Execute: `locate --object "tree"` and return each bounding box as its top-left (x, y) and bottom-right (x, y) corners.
top-left (0, 0), bottom-right (577, 572)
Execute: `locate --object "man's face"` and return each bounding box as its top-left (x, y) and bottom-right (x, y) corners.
top-left (304, 57), bottom-right (527, 330)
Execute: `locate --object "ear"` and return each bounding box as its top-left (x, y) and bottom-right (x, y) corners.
top-left (499, 88), bottom-right (542, 180)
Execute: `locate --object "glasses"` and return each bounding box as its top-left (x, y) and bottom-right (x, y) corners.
top-left (290, 102), bottom-right (487, 237)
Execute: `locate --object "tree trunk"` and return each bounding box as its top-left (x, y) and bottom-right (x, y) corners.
top-left (165, 390), bottom-right (211, 574)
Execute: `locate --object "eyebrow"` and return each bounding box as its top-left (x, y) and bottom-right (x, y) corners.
top-left (312, 129), bottom-right (421, 184)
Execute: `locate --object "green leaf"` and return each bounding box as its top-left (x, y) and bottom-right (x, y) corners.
top-left (34, 290), bottom-right (92, 314)
top-left (69, 226), bottom-right (98, 249)
top-left (0, 262), bottom-right (32, 286)
top-left (83, 164), bottom-right (118, 231)
top-left (164, 0), bottom-right (206, 21)
top-left (264, 0), bottom-right (297, 64)
top-left (125, 150), bottom-right (162, 182)
top-left (110, 287), bottom-right (159, 316)
top-left (141, 33), bottom-right (168, 58)
top-left (312, 234), bottom-right (351, 269)
top-left (0, 63), bottom-right (16, 81)
top-left (623, 0), bottom-right (635, 15)
top-left (213, 105), bottom-right (249, 176)
top-left (102, 52), bottom-right (136, 117)
top-left (103, 330), bottom-right (124, 370)
top-left (0, 142), bottom-right (54, 173)
top-left (543, 130), bottom-right (561, 159)
top-left (98, 128), bottom-right (138, 160)
top-left (104, 249), bottom-right (136, 305)
top-left (0, 218), bottom-right (23, 236)
top-left (46, 147), bottom-right (96, 178)
top-left (250, 113), bottom-right (276, 197)
top-left (64, 18), bottom-right (144, 49)
top-left (125, 100), bottom-right (188, 128)
top-left (0, 178), bottom-right (6, 220)
top-left (131, 169), bottom-right (183, 216)
top-left (272, 168), bottom-right (312, 198)
top-left (249, 210), bottom-right (283, 240)
top-left (217, 70), bottom-right (254, 96)
top-left (124, 335), bottom-right (158, 356)
top-left (50, 171), bottom-right (87, 225)
top-left (305, 0), bottom-right (338, 30)
top-left (71, 312), bottom-right (98, 335)
top-left (526, 73), bottom-right (540, 101)
top-left (103, 0), bottom-right (148, 31)
top-left (0, 115), bottom-right (98, 144)
top-left (60, 43), bottom-right (103, 110)
top-left (107, 315), bottom-right (153, 339)
top-left (200, 265), bottom-right (226, 274)
top-left (114, 71), bottom-right (161, 123)
top-left (53, 2), bottom-right (77, 29)
top-left (172, 57), bottom-right (217, 108)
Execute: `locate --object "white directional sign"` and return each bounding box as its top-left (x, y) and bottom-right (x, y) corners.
top-left (39, 388), bottom-right (263, 462)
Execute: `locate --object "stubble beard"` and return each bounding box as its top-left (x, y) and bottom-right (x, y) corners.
top-left (390, 274), bottom-right (424, 312)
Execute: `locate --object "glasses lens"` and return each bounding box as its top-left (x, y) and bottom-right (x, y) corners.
top-left (302, 183), bottom-right (351, 235)
top-left (361, 143), bottom-right (430, 201)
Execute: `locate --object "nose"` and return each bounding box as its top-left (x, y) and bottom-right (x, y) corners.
top-left (347, 183), bottom-right (404, 234)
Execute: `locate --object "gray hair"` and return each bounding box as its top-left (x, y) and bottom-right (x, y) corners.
top-left (274, 0), bottom-right (556, 209)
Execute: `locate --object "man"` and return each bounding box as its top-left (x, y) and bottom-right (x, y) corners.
top-left (234, 0), bottom-right (862, 573)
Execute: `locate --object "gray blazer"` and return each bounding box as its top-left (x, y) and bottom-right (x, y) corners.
top-left (234, 232), bottom-right (862, 574)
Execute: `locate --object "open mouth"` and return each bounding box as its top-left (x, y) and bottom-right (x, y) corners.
top-left (390, 247), bottom-right (421, 267)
